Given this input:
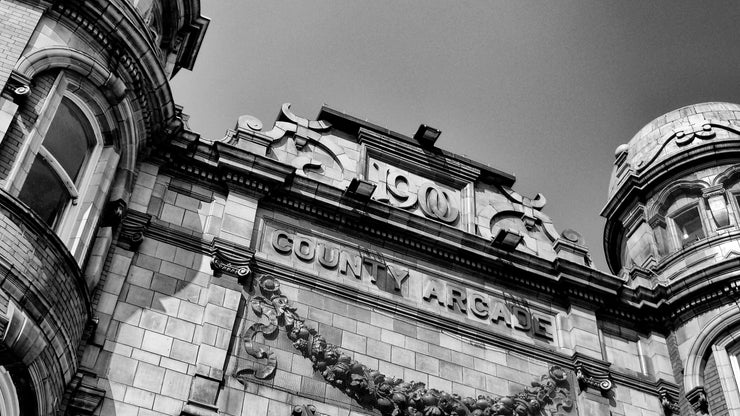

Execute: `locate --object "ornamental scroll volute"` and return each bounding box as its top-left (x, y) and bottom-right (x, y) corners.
top-left (368, 160), bottom-right (461, 226)
top-left (235, 275), bottom-right (575, 416)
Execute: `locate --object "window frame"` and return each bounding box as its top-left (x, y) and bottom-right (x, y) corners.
top-left (670, 204), bottom-right (706, 248)
top-left (9, 72), bottom-right (103, 242)
top-left (666, 200), bottom-right (708, 252)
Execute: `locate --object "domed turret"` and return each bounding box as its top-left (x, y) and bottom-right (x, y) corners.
top-left (603, 102), bottom-right (740, 275)
top-left (601, 102), bottom-right (740, 412)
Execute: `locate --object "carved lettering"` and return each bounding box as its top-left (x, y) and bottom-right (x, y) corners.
top-left (272, 230), bottom-right (293, 254)
top-left (423, 278), bottom-right (446, 306)
top-left (511, 306), bottom-right (531, 331)
top-left (269, 229), bottom-right (410, 294)
top-left (339, 251), bottom-right (362, 279)
top-left (369, 161), bottom-right (460, 224)
top-left (387, 169), bottom-right (417, 209)
top-left (417, 183), bottom-right (459, 223)
top-left (317, 244), bottom-right (339, 269)
top-left (387, 265), bottom-right (409, 291)
top-left (294, 237), bottom-right (315, 261)
top-left (534, 315), bottom-right (554, 341)
top-left (268, 229), bottom-right (555, 344)
top-left (447, 285), bottom-right (467, 313)
top-left (490, 301), bottom-right (512, 327)
top-left (469, 291), bottom-right (490, 319)
top-left (363, 257), bottom-right (385, 284)
top-left (370, 162), bottom-right (391, 203)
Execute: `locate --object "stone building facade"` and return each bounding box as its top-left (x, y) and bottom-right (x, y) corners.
top-left (0, 2), bottom-right (738, 416)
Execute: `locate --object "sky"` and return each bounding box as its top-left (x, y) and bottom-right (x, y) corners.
top-left (171, 1), bottom-right (740, 271)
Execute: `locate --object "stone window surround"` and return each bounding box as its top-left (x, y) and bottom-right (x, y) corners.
top-left (685, 308), bottom-right (740, 415)
top-left (711, 335), bottom-right (740, 413)
top-left (647, 185), bottom-right (711, 256)
top-left (5, 70), bottom-right (117, 263)
top-left (667, 203), bottom-right (707, 251)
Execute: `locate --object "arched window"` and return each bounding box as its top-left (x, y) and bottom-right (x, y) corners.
top-left (18, 97), bottom-right (97, 228)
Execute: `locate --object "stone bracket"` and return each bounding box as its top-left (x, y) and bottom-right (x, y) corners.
top-left (291, 404), bottom-right (324, 416)
top-left (575, 361), bottom-right (613, 396)
top-left (65, 369), bottom-right (105, 415)
top-left (1, 71), bottom-right (31, 102)
top-left (659, 386), bottom-right (680, 415)
top-left (209, 237), bottom-right (253, 280)
top-left (686, 386), bottom-right (708, 415)
top-left (118, 209), bottom-right (151, 251)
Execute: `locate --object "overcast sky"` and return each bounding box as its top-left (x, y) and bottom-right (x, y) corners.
top-left (171, 1), bottom-right (740, 270)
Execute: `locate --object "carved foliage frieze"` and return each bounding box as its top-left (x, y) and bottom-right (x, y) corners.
top-left (235, 275), bottom-right (574, 416)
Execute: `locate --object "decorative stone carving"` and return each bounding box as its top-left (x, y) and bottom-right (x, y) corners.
top-left (659, 388), bottom-right (680, 415)
top-left (235, 275), bottom-right (574, 416)
top-left (369, 161), bottom-right (461, 225)
top-left (234, 277), bottom-right (284, 380)
top-left (477, 187), bottom-right (560, 256)
top-left (686, 387), bottom-right (708, 415)
top-left (209, 238), bottom-right (253, 278)
top-left (257, 103), bottom-right (351, 181)
top-left (291, 404), bottom-right (320, 416)
top-left (2, 72), bottom-right (31, 102)
top-left (66, 369), bottom-right (106, 415)
top-left (118, 210), bottom-right (150, 251)
top-left (703, 186), bottom-right (730, 228)
top-left (575, 362), bottom-right (612, 396)
top-left (210, 257), bottom-right (251, 278)
top-left (636, 122), bottom-right (740, 172)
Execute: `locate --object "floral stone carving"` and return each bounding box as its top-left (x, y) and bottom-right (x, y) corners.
top-left (236, 275), bottom-right (574, 416)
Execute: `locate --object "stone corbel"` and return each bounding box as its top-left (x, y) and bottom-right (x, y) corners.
top-left (575, 361), bottom-right (613, 396)
top-left (209, 238), bottom-right (253, 280)
top-left (1, 71), bottom-right (31, 102)
top-left (66, 369), bottom-right (106, 415)
top-left (118, 210), bottom-right (151, 251)
top-left (702, 185), bottom-right (730, 229)
top-left (291, 404), bottom-right (321, 416)
top-left (686, 386), bottom-right (708, 415)
top-left (659, 386), bottom-right (680, 415)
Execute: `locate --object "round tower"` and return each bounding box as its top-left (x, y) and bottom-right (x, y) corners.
top-left (602, 102), bottom-right (740, 414)
top-left (0, 1), bottom-right (206, 415)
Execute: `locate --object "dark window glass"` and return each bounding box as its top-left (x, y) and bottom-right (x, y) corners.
top-left (675, 207), bottom-right (705, 246)
top-left (43, 97), bottom-right (93, 181)
top-left (18, 157), bottom-right (69, 226)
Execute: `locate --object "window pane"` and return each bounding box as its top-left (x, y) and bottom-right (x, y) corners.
top-left (675, 207), bottom-right (705, 245)
top-left (18, 157), bottom-right (70, 226)
top-left (43, 97), bottom-right (93, 182)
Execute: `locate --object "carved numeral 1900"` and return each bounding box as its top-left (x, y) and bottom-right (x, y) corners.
top-left (371, 163), bottom-right (459, 224)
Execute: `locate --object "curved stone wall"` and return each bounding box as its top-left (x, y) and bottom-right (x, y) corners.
top-left (0, 190), bottom-right (89, 415)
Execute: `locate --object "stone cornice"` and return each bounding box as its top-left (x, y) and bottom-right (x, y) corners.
top-left (358, 128), bottom-right (480, 187)
top-left (319, 105), bottom-right (516, 187)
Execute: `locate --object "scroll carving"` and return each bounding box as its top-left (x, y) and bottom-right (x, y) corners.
top-left (236, 275), bottom-right (574, 416)
top-left (636, 122), bottom-right (740, 172)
